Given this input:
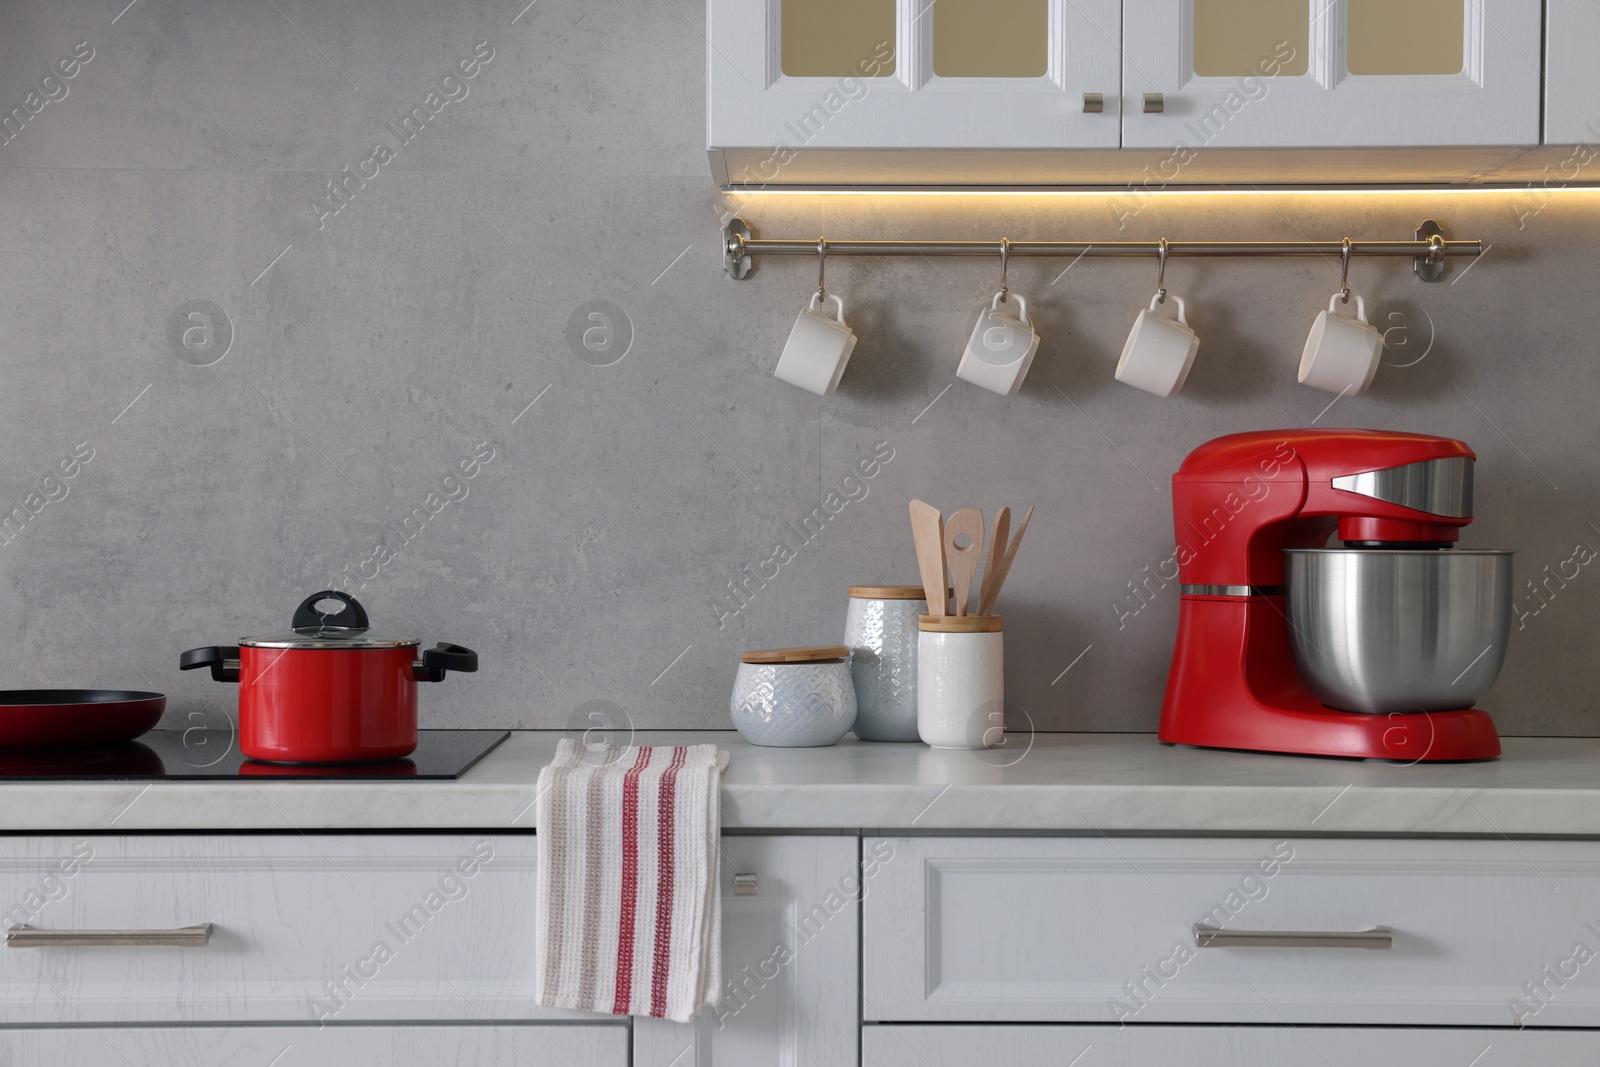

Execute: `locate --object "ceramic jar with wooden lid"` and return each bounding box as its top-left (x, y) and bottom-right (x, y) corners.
top-left (917, 615), bottom-right (1004, 750)
top-left (730, 645), bottom-right (857, 747)
top-left (844, 585), bottom-right (934, 741)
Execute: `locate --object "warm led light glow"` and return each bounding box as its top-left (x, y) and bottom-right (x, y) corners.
top-left (720, 185), bottom-right (1600, 197)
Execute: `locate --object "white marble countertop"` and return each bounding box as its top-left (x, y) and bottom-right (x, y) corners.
top-left (2, 732), bottom-right (1599, 835)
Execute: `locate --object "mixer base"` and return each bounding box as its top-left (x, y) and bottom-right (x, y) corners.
top-left (1160, 704), bottom-right (1502, 761)
top-left (1159, 595), bottom-right (1502, 761)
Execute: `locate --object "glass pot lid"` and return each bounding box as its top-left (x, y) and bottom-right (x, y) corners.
top-left (238, 591), bottom-right (420, 650)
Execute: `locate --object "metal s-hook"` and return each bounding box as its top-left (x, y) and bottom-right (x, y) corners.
top-left (1339, 237), bottom-right (1353, 303)
top-left (1156, 238), bottom-right (1169, 304)
top-left (816, 236), bottom-right (827, 300)
top-left (998, 238), bottom-right (1011, 302)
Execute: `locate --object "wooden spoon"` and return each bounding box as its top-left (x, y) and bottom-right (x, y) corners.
top-left (908, 500), bottom-right (948, 616)
top-left (978, 504), bottom-right (1033, 616)
top-left (943, 508), bottom-right (986, 617)
top-left (977, 507), bottom-right (1010, 618)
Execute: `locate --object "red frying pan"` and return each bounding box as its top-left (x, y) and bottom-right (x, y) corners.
top-left (0, 690), bottom-right (165, 747)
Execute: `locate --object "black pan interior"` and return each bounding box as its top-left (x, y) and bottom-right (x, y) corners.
top-left (0, 690), bottom-right (165, 706)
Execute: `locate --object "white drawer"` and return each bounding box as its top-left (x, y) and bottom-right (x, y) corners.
top-left (0, 834), bottom-right (569, 1023)
top-left (863, 1025), bottom-right (1600, 1066)
top-left (0, 1024), bottom-right (627, 1066)
top-left (863, 836), bottom-right (1600, 1026)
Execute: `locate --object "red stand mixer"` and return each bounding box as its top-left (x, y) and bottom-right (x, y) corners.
top-left (1158, 429), bottom-right (1513, 761)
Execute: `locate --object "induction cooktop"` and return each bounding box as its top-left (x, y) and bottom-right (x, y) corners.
top-left (0, 729), bottom-right (509, 780)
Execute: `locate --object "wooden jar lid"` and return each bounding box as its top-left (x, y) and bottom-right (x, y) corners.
top-left (848, 585), bottom-right (942, 600)
top-left (740, 645), bottom-right (850, 664)
top-left (918, 615), bottom-right (1003, 633)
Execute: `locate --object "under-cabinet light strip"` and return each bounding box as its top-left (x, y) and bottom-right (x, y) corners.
top-left (720, 184), bottom-right (1600, 196)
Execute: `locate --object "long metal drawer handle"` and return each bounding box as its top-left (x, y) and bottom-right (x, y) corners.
top-left (6, 923), bottom-right (213, 948)
top-left (1193, 924), bottom-right (1391, 949)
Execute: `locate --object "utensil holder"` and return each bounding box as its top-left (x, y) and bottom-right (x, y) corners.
top-left (917, 615), bottom-right (1003, 750)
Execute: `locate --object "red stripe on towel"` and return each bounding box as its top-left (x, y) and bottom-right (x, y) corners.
top-left (611, 746), bottom-right (653, 1014)
top-left (649, 746), bottom-right (689, 1017)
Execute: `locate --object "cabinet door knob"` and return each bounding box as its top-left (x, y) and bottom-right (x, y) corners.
top-left (733, 873), bottom-right (758, 896)
top-left (1143, 93), bottom-right (1165, 114)
top-left (1082, 92), bottom-right (1104, 113)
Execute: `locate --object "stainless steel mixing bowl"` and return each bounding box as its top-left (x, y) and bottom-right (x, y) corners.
top-left (1284, 548), bottom-right (1514, 714)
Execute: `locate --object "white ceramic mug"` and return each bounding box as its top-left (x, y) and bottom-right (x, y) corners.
top-left (1300, 293), bottom-right (1383, 396)
top-left (1116, 294), bottom-right (1200, 398)
top-left (775, 291), bottom-right (857, 396)
top-left (956, 292), bottom-right (1041, 396)
top-left (917, 617), bottom-right (1004, 750)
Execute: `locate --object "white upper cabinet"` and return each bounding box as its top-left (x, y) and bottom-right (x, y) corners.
top-left (1120, 0), bottom-right (1544, 148)
top-left (1545, 1), bottom-right (1600, 144)
top-left (707, 0), bottom-right (1123, 156)
top-left (707, 0), bottom-right (1553, 184)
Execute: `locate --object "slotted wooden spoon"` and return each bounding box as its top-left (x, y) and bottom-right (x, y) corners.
top-left (943, 508), bottom-right (986, 617)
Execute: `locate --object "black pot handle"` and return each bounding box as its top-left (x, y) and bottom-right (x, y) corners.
top-left (179, 645), bottom-right (241, 683)
top-left (292, 590), bottom-right (370, 631)
top-left (414, 643), bottom-right (479, 682)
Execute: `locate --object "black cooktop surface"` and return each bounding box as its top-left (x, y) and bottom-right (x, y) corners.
top-left (0, 729), bottom-right (509, 780)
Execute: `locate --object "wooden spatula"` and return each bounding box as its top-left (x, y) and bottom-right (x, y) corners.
top-left (908, 499), bottom-right (948, 616)
top-left (943, 508), bottom-right (986, 617)
top-left (977, 504), bottom-right (1033, 616)
top-left (977, 507), bottom-right (1010, 618)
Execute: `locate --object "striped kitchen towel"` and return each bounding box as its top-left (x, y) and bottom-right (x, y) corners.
top-left (534, 739), bottom-right (729, 1022)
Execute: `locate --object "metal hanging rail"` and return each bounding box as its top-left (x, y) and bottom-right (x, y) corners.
top-left (722, 219), bottom-right (1475, 283)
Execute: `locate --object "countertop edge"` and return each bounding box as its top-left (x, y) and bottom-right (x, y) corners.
top-left (1, 732), bottom-right (1597, 835)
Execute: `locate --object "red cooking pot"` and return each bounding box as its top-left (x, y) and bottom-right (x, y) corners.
top-left (180, 591), bottom-right (477, 764)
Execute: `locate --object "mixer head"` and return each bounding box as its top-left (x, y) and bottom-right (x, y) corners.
top-left (1330, 454), bottom-right (1473, 546)
top-left (1169, 429), bottom-right (1478, 587)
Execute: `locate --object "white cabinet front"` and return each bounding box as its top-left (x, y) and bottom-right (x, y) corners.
top-left (1544, 1), bottom-right (1600, 144)
top-left (0, 1024), bottom-right (628, 1066)
top-left (0, 834), bottom-right (560, 1024)
top-left (708, 0), bottom-right (1122, 155)
top-left (863, 836), bottom-right (1600, 1026)
top-left (634, 835), bottom-right (861, 1067)
top-left (864, 1024), bottom-right (1600, 1066)
top-left (1120, 0), bottom-right (1542, 148)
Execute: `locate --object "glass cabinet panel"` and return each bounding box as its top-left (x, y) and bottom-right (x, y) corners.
top-left (932, 0), bottom-right (1049, 78)
top-left (780, 0), bottom-right (896, 77)
top-left (1347, 0), bottom-right (1464, 75)
top-left (1191, 0), bottom-right (1310, 77)
top-left (1122, 0), bottom-right (1538, 150)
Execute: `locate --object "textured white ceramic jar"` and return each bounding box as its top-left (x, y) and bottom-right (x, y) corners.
top-left (844, 585), bottom-right (930, 742)
top-left (917, 616), bottom-right (1004, 750)
top-left (729, 646), bottom-right (857, 748)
